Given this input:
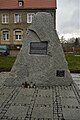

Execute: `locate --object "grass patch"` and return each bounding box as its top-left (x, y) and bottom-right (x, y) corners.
top-left (66, 54), bottom-right (80, 73)
top-left (0, 56), bottom-right (16, 72)
top-left (0, 54), bottom-right (80, 73)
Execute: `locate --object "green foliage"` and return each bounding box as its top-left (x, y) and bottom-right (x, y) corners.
top-left (0, 56), bottom-right (16, 71)
top-left (66, 54), bottom-right (80, 73)
top-left (74, 38), bottom-right (79, 46)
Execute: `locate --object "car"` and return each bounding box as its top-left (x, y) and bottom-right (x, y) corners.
top-left (0, 45), bottom-right (10, 56)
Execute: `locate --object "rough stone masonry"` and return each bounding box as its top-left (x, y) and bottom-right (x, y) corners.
top-left (4, 12), bottom-right (73, 87)
top-left (0, 12), bottom-right (80, 120)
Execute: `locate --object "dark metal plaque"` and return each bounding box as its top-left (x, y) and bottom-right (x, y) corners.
top-left (56, 70), bottom-right (65, 77)
top-left (30, 42), bottom-right (48, 55)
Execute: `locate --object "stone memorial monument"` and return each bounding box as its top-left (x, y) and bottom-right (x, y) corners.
top-left (4, 12), bottom-right (73, 87)
top-left (0, 12), bottom-right (80, 120)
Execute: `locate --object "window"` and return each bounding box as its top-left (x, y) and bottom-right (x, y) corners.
top-left (2, 14), bottom-right (9, 23)
top-left (18, 0), bottom-right (24, 7)
top-left (2, 30), bottom-right (9, 40)
top-left (14, 29), bottom-right (23, 40)
top-left (27, 13), bottom-right (35, 23)
top-left (14, 14), bottom-right (21, 23)
top-left (19, 2), bottom-right (23, 7)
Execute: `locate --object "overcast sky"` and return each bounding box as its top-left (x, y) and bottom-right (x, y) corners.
top-left (56, 0), bottom-right (80, 39)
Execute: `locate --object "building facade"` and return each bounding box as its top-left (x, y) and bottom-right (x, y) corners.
top-left (0, 0), bottom-right (56, 48)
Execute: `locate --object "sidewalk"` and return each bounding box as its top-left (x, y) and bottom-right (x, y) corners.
top-left (71, 73), bottom-right (80, 89)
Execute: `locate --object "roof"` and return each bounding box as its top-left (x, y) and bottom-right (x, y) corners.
top-left (0, 0), bottom-right (56, 10)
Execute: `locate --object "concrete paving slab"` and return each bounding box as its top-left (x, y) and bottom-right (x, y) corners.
top-left (0, 85), bottom-right (79, 120)
top-left (0, 74), bottom-right (80, 119)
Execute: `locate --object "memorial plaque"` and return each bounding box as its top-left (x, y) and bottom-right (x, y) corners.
top-left (30, 42), bottom-right (48, 55)
top-left (56, 70), bottom-right (65, 77)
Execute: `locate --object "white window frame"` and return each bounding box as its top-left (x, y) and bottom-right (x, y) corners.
top-left (2, 30), bottom-right (9, 40)
top-left (14, 13), bottom-right (21, 23)
top-left (19, 2), bottom-right (23, 7)
top-left (14, 29), bottom-right (23, 41)
top-left (2, 14), bottom-right (9, 24)
top-left (27, 13), bottom-right (35, 23)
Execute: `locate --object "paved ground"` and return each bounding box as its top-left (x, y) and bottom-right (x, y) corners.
top-left (0, 73), bottom-right (80, 120)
